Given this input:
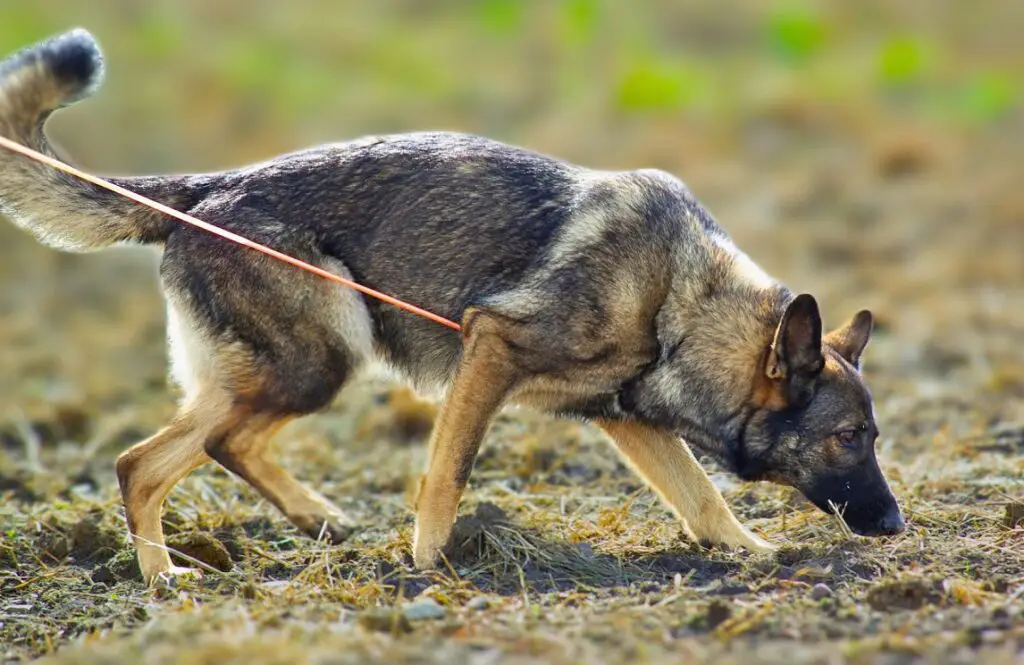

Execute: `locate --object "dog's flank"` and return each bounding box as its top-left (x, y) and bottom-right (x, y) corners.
top-left (0, 31), bottom-right (903, 584)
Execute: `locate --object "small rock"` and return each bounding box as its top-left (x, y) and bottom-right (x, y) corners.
top-left (466, 596), bottom-right (490, 611)
top-left (402, 598), bottom-right (447, 621)
top-left (811, 583), bottom-right (833, 600)
top-left (261, 580), bottom-right (292, 594)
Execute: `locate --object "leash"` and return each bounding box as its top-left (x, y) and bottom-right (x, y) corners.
top-left (0, 134), bottom-right (463, 332)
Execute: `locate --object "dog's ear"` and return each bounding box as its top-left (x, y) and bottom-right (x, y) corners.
top-left (824, 310), bottom-right (873, 369)
top-left (766, 294), bottom-right (824, 406)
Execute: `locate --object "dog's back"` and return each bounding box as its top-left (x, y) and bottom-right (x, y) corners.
top-left (0, 31), bottom-right (736, 395)
top-left (169, 131), bottom-right (717, 390)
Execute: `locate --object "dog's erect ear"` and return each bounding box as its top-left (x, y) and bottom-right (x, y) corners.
top-left (766, 294), bottom-right (824, 406)
top-left (824, 310), bottom-right (873, 369)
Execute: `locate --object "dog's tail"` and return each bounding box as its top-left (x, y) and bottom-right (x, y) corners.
top-left (0, 29), bottom-right (196, 251)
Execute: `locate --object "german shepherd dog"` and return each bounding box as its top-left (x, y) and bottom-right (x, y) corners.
top-left (0, 31), bottom-right (904, 585)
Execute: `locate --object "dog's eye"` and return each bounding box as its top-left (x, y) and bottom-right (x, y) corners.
top-left (834, 430), bottom-right (859, 449)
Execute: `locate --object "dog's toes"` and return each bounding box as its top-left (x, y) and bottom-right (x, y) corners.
top-left (694, 528), bottom-right (776, 555)
top-left (743, 535), bottom-right (777, 554)
top-left (321, 521), bottom-right (359, 544)
top-left (149, 565), bottom-right (203, 589)
top-left (412, 527), bottom-right (449, 571)
top-left (412, 544), bottom-right (442, 571)
top-left (697, 538), bottom-right (732, 553)
top-left (297, 515), bottom-right (359, 544)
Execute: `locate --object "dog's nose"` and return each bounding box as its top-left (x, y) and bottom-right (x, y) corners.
top-left (874, 505), bottom-right (905, 535)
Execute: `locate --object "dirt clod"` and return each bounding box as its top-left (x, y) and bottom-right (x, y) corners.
top-left (70, 514), bottom-right (124, 563)
top-left (92, 549), bottom-right (142, 584)
top-left (358, 608), bottom-right (413, 635)
top-left (27, 405), bottom-right (92, 446)
top-left (166, 531), bottom-right (234, 572)
top-left (867, 578), bottom-right (944, 611)
top-left (704, 599), bottom-right (732, 630)
top-left (212, 525), bottom-right (248, 562)
top-left (875, 134), bottom-right (936, 179)
top-left (446, 502), bottom-right (510, 561)
top-left (35, 529), bottom-right (69, 563)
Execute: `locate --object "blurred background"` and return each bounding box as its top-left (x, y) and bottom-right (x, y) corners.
top-left (0, 0), bottom-right (1021, 456)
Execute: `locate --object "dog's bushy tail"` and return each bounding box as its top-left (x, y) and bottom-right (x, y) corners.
top-left (0, 29), bottom-right (195, 251)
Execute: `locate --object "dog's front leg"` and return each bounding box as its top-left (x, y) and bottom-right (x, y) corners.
top-left (597, 419), bottom-right (775, 553)
top-left (413, 309), bottom-right (523, 569)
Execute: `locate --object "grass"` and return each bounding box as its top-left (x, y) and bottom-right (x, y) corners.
top-left (1, 380), bottom-right (1021, 663)
top-left (1, 1), bottom-right (1023, 663)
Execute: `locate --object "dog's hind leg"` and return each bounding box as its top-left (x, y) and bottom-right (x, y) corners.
top-left (158, 219), bottom-right (375, 545)
top-left (204, 411), bottom-right (356, 543)
top-left (597, 419), bottom-right (775, 553)
top-left (115, 395), bottom-right (231, 585)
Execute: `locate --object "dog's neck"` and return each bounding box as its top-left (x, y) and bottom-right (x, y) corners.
top-left (642, 274), bottom-right (790, 467)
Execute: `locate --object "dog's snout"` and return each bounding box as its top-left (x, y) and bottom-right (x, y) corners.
top-left (838, 499), bottom-right (906, 537)
top-left (874, 505), bottom-right (905, 536)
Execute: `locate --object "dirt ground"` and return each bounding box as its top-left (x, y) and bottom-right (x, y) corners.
top-left (1, 2), bottom-right (1022, 664)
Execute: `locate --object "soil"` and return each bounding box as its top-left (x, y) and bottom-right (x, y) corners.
top-left (0, 2), bottom-right (1022, 664)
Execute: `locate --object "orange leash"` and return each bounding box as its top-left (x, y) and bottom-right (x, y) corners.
top-left (0, 135), bottom-right (462, 332)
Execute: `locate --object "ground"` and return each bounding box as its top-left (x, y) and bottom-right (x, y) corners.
top-left (0, 2), bottom-right (1022, 664)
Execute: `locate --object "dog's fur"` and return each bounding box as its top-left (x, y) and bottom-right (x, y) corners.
top-left (0, 31), bottom-right (904, 584)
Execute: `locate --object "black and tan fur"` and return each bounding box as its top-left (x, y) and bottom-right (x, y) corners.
top-left (0, 31), bottom-right (903, 584)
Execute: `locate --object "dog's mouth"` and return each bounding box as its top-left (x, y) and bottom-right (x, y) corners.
top-left (845, 504), bottom-right (906, 537)
top-left (808, 495), bottom-right (906, 537)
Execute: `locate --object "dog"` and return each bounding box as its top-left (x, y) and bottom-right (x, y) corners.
top-left (0, 30), bottom-right (904, 585)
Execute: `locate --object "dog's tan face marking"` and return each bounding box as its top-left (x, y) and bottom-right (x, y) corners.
top-left (736, 305), bottom-right (904, 537)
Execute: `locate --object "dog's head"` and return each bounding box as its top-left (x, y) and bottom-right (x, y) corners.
top-left (733, 294), bottom-right (904, 537)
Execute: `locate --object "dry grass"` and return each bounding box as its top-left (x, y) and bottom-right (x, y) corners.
top-left (1, 369), bottom-right (1021, 664)
top-left (1, 1), bottom-right (1023, 663)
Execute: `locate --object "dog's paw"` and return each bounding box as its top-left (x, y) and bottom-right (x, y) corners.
top-left (412, 525), bottom-right (450, 571)
top-left (148, 565), bottom-right (203, 589)
top-left (304, 519), bottom-right (359, 544)
top-left (737, 532), bottom-right (777, 554)
top-left (692, 525), bottom-right (776, 555)
top-left (412, 547), bottom-right (441, 571)
top-left (292, 511), bottom-right (359, 544)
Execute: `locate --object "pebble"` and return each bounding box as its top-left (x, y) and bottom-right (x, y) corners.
top-left (402, 598), bottom-right (447, 621)
top-left (466, 596), bottom-right (490, 611)
top-left (811, 583), bottom-right (833, 600)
